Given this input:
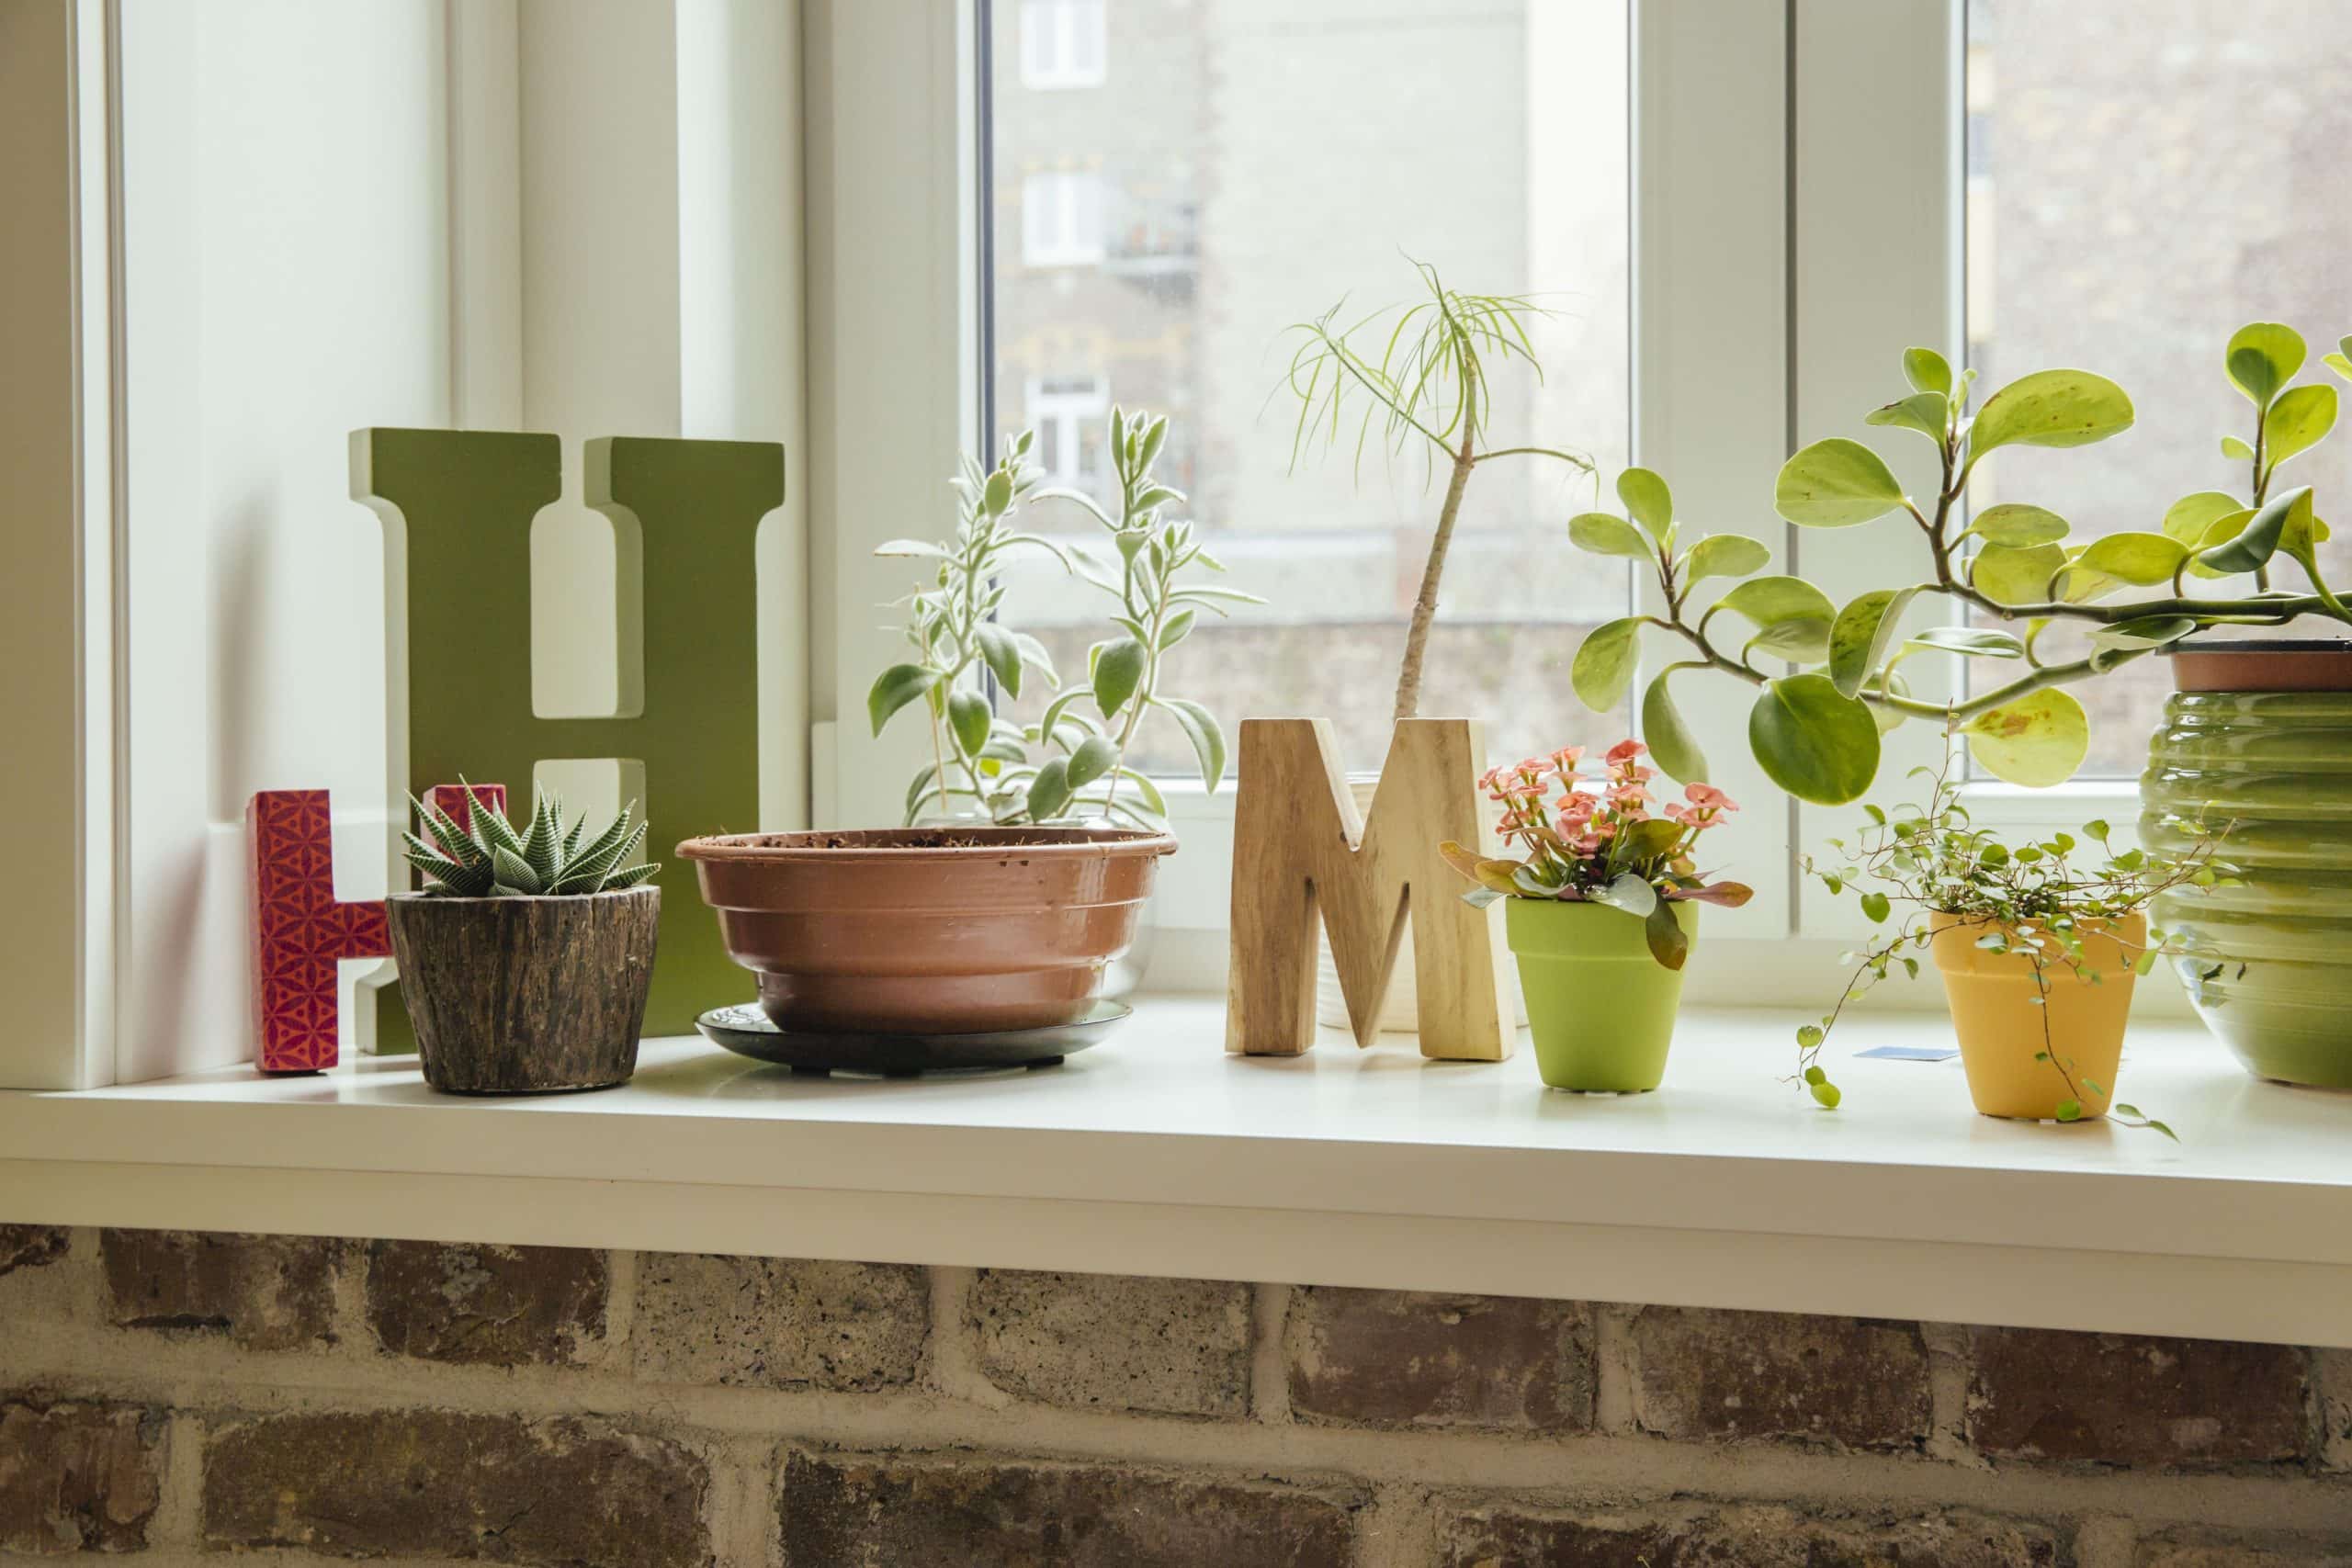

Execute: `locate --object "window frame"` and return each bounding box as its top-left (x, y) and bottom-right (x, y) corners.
top-left (812, 0), bottom-right (1813, 983)
top-left (1017, 0), bottom-right (1106, 91)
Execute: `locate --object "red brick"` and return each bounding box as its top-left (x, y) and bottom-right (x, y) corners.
top-left (1442, 1501), bottom-right (2063, 1567)
top-left (365, 1240), bottom-right (607, 1367)
top-left (1628, 1306), bottom-right (1931, 1450)
top-left (1284, 1286), bottom-right (1593, 1432)
top-left (2137, 1529), bottom-right (2352, 1567)
top-left (201, 1409), bottom-right (707, 1563)
top-left (0, 1225), bottom-right (68, 1279)
top-left (1968, 1326), bottom-right (2311, 1467)
top-left (0, 1394), bottom-right (164, 1554)
top-left (101, 1228), bottom-right (345, 1350)
top-left (780, 1450), bottom-right (1363, 1567)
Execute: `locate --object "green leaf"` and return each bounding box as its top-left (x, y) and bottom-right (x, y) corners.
top-left (1748, 673), bottom-right (1883, 805)
top-left (1744, 618), bottom-right (1833, 665)
top-left (1904, 626), bottom-right (2026, 659)
top-left (1968, 368), bottom-right (2135, 459)
top-left (867, 663), bottom-right (942, 736)
top-left (1963, 503), bottom-right (2071, 548)
top-left (2055, 1098), bottom-right (2083, 1122)
top-left (2067, 531), bottom-right (2191, 589)
top-left (1828, 587), bottom-right (1917, 699)
top-left (1064, 734), bottom-right (1119, 791)
top-left (1683, 533), bottom-right (1773, 583)
top-left (1641, 670), bottom-right (1707, 784)
top-left (1963, 688), bottom-right (2090, 787)
top-left (1865, 390), bottom-right (1949, 440)
top-left (1587, 871), bottom-right (1658, 919)
top-left (1860, 891), bottom-right (1891, 923)
top-left (974, 622), bottom-right (1023, 700)
top-left (1571, 617), bottom-right (1643, 712)
top-left (492, 845), bottom-right (544, 895)
top-left (2326, 337), bottom-right (2352, 381)
top-left (1810, 1081), bottom-right (1843, 1110)
top-left (1774, 437), bottom-right (1907, 528)
top-left (1903, 346), bottom-right (1953, 396)
top-left (947, 688), bottom-right (991, 757)
top-left (1091, 637), bottom-right (1148, 718)
top-left (982, 467), bottom-right (1014, 516)
top-left (2162, 491), bottom-right (2245, 547)
top-left (2089, 615), bottom-right (2199, 655)
top-left (1026, 756), bottom-right (1073, 821)
top-left (2264, 383), bottom-right (2338, 469)
top-left (1568, 511), bottom-right (1653, 558)
top-left (1644, 897), bottom-right (1690, 970)
top-left (1010, 630), bottom-right (1061, 687)
top-left (1159, 608), bottom-right (1196, 650)
top-left (2197, 486), bottom-right (2310, 577)
top-left (2183, 505), bottom-right (2259, 580)
top-left (1156, 696), bottom-right (1227, 791)
top-left (874, 537), bottom-right (949, 558)
top-left (2225, 321), bottom-right (2305, 408)
top-left (1717, 575), bottom-right (1836, 632)
top-left (1972, 541), bottom-right (2068, 606)
top-left (1617, 468), bottom-right (1674, 542)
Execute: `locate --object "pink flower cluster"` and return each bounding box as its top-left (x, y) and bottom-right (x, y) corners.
top-left (1479, 739), bottom-right (1737, 869)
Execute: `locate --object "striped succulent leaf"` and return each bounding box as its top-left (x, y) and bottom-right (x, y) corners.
top-left (410, 785), bottom-right (658, 897)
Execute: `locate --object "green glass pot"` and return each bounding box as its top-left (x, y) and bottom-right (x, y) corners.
top-left (1505, 898), bottom-right (1694, 1092)
top-left (2140, 641), bottom-right (2352, 1088)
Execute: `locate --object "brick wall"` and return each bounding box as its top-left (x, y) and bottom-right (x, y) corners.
top-left (2, 1224), bottom-right (2347, 1563)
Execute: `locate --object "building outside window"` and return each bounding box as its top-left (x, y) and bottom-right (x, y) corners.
top-left (1019, 0), bottom-right (1107, 89)
top-left (1020, 168), bottom-right (1106, 267)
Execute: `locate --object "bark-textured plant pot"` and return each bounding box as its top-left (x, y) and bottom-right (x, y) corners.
top-left (387, 887), bottom-right (660, 1095)
top-left (2144, 638), bottom-right (2352, 1088)
top-left (677, 827), bottom-right (1176, 1033)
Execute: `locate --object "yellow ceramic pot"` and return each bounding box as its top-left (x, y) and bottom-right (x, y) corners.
top-left (1928, 911), bottom-right (2144, 1121)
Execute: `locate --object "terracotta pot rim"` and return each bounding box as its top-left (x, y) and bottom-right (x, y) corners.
top-left (387, 886), bottom-right (659, 906)
top-left (675, 827), bottom-right (1178, 863)
top-left (2164, 637), bottom-right (2352, 653)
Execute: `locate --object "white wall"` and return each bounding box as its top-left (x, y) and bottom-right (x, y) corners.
top-left (117, 0), bottom-right (455, 1080)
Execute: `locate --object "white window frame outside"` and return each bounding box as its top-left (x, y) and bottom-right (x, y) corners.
top-left (1019, 167), bottom-right (1104, 267)
top-left (1023, 373), bottom-right (1110, 493)
top-left (1018, 0), bottom-right (1106, 90)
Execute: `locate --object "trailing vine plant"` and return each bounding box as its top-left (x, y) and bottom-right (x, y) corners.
top-left (1792, 758), bottom-right (2235, 1132)
top-left (1559, 325), bottom-right (2352, 803)
top-left (867, 412), bottom-right (1257, 828)
top-left (1283, 259), bottom-right (1596, 725)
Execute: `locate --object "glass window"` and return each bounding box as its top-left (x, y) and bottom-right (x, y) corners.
top-left (1020, 169), bottom-right (1105, 267)
top-left (1021, 0), bottom-right (1108, 90)
top-left (984, 0), bottom-right (1634, 779)
top-left (1963, 0), bottom-right (2352, 777)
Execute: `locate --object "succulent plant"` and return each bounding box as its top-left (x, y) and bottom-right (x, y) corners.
top-left (402, 784), bottom-right (659, 897)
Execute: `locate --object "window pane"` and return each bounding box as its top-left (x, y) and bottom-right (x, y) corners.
top-left (985, 0), bottom-right (1633, 779)
top-left (1964, 0), bottom-right (2352, 777)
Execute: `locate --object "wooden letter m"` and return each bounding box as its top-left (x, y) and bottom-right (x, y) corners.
top-left (1225, 718), bottom-right (1511, 1060)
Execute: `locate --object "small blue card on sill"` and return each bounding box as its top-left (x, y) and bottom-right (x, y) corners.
top-left (1854, 1044), bottom-right (1960, 1062)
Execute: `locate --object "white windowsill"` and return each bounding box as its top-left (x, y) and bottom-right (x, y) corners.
top-left (4, 998), bottom-right (2346, 1348)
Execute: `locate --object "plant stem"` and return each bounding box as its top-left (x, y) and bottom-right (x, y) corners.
top-left (1396, 414), bottom-right (1480, 724)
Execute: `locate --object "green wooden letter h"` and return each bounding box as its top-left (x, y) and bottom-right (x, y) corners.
top-left (353, 428), bottom-right (786, 1041)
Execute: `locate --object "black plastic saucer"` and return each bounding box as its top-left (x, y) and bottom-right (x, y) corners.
top-left (694, 999), bottom-right (1130, 1077)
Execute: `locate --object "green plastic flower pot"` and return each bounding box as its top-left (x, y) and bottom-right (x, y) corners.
top-left (2142, 642), bottom-right (2352, 1088)
top-left (1505, 898), bottom-right (1695, 1092)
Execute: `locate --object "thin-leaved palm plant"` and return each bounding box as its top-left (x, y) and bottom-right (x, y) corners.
top-left (1283, 259), bottom-right (1595, 724)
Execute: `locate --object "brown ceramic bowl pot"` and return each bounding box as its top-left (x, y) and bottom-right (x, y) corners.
top-left (677, 827), bottom-right (1177, 1033)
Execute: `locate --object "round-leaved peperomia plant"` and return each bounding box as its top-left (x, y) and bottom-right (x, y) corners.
top-left (1560, 324), bottom-right (2352, 803)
